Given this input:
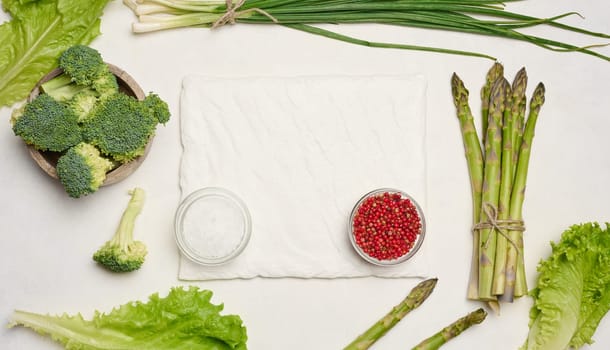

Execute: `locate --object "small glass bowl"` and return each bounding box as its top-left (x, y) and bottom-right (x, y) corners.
top-left (175, 187), bottom-right (251, 266)
top-left (348, 188), bottom-right (426, 266)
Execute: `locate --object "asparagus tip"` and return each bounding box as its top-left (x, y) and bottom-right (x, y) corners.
top-left (530, 82), bottom-right (546, 109)
top-left (470, 308), bottom-right (488, 323)
top-left (407, 278), bottom-right (438, 308)
top-left (451, 74), bottom-right (469, 108)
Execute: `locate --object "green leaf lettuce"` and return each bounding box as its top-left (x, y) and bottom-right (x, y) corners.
top-left (8, 286), bottom-right (248, 350)
top-left (523, 222), bottom-right (610, 350)
top-left (0, 0), bottom-right (111, 108)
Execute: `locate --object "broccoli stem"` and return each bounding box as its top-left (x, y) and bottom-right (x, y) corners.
top-left (112, 188), bottom-right (146, 251)
top-left (40, 74), bottom-right (73, 93)
top-left (43, 83), bottom-right (89, 102)
top-left (40, 74), bottom-right (91, 102)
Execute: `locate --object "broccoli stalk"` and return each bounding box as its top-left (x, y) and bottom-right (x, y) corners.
top-left (93, 188), bottom-right (147, 272)
top-left (40, 74), bottom-right (79, 101)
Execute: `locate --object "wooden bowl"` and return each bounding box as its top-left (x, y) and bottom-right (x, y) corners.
top-left (26, 64), bottom-right (150, 186)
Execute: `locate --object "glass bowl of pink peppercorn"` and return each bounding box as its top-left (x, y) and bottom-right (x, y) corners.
top-left (348, 188), bottom-right (426, 266)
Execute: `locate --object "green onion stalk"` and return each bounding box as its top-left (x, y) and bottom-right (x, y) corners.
top-left (124, 0), bottom-right (610, 61)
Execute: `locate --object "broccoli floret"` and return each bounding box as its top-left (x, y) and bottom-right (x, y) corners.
top-left (43, 46), bottom-right (118, 101)
top-left (59, 45), bottom-right (105, 86)
top-left (92, 70), bottom-right (119, 100)
top-left (66, 89), bottom-right (98, 122)
top-left (93, 188), bottom-right (147, 272)
top-left (56, 142), bottom-right (113, 198)
top-left (12, 94), bottom-right (82, 152)
top-left (143, 93), bottom-right (171, 124)
top-left (83, 93), bottom-right (158, 163)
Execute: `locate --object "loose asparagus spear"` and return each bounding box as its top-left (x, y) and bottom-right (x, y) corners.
top-left (451, 74), bottom-right (485, 301)
top-left (478, 78), bottom-right (509, 300)
top-left (344, 278), bottom-right (438, 350)
top-left (411, 308), bottom-right (488, 350)
top-left (480, 63), bottom-right (504, 146)
top-left (504, 83), bottom-right (546, 301)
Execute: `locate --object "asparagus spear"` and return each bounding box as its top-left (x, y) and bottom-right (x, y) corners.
top-left (480, 63), bottom-right (504, 146)
top-left (510, 68), bottom-right (529, 168)
top-left (344, 278), bottom-right (438, 350)
top-left (491, 69), bottom-right (529, 295)
top-left (411, 308), bottom-right (488, 350)
top-left (451, 74), bottom-right (485, 300)
top-left (495, 68), bottom-right (528, 300)
top-left (478, 78), bottom-right (508, 300)
top-left (503, 83), bottom-right (546, 301)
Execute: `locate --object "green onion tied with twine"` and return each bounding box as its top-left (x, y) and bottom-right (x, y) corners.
top-left (124, 0), bottom-right (610, 61)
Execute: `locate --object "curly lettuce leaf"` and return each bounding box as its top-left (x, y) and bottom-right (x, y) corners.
top-left (0, 0), bottom-right (110, 108)
top-left (523, 222), bottom-right (610, 350)
top-left (8, 286), bottom-right (248, 350)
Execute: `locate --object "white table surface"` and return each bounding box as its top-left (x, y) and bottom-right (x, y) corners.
top-left (1, 1), bottom-right (609, 349)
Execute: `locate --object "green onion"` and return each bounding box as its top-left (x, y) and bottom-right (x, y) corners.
top-left (123, 0), bottom-right (609, 61)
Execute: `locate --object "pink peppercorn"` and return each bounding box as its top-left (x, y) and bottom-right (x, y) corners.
top-left (352, 191), bottom-right (422, 261)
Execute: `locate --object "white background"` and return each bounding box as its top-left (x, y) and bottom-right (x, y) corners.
top-left (1, 1), bottom-right (609, 349)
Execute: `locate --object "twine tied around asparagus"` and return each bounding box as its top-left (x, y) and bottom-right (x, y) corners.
top-left (473, 203), bottom-right (525, 253)
top-left (212, 0), bottom-right (278, 29)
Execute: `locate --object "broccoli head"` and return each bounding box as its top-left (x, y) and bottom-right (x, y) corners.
top-left (56, 142), bottom-right (114, 198)
top-left (59, 45), bottom-right (105, 86)
top-left (44, 46), bottom-right (118, 101)
top-left (92, 70), bottom-right (119, 100)
top-left (143, 93), bottom-right (171, 124)
top-left (83, 93), bottom-right (158, 163)
top-left (66, 89), bottom-right (98, 122)
top-left (12, 94), bottom-right (82, 152)
top-left (93, 188), bottom-right (147, 272)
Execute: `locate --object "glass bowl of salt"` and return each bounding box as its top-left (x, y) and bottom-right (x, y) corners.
top-left (174, 187), bottom-right (251, 266)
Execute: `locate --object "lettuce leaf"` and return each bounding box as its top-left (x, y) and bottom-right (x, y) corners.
top-left (0, 0), bottom-right (110, 108)
top-left (523, 222), bottom-right (610, 350)
top-left (8, 286), bottom-right (248, 350)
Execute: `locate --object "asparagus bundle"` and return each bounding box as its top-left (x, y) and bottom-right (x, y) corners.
top-left (451, 64), bottom-right (545, 303)
top-left (411, 308), bottom-right (487, 350)
top-left (344, 278), bottom-right (437, 350)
